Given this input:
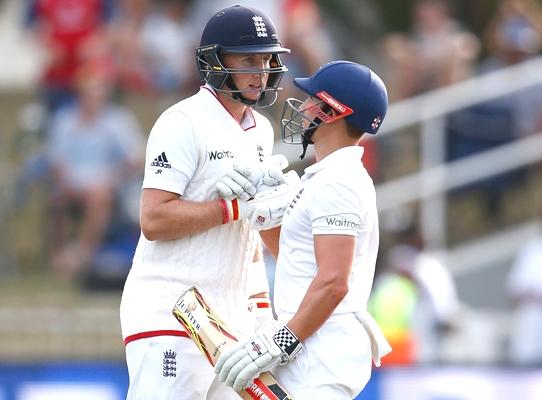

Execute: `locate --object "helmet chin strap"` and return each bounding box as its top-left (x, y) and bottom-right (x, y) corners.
top-left (299, 135), bottom-right (311, 160)
top-left (225, 76), bottom-right (260, 106)
top-left (299, 121), bottom-right (318, 160)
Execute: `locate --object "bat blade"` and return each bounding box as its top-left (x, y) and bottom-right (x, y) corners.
top-left (173, 286), bottom-right (294, 400)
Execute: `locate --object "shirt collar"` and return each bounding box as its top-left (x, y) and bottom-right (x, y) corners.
top-left (201, 85), bottom-right (255, 130)
top-left (304, 145), bottom-right (365, 178)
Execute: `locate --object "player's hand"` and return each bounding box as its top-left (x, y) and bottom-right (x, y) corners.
top-left (222, 171), bottom-right (300, 230)
top-left (216, 169), bottom-right (257, 201)
top-left (240, 171), bottom-right (300, 230)
top-left (237, 153), bottom-right (289, 189)
top-left (240, 181), bottom-right (292, 230)
top-left (216, 154), bottom-right (289, 201)
top-left (214, 326), bottom-right (303, 392)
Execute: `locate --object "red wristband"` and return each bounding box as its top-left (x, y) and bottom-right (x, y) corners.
top-left (219, 199), bottom-right (230, 224)
top-left (232, 199), bottom-right (240, 221)
top-left (256, 299), bottom-right (271, 309)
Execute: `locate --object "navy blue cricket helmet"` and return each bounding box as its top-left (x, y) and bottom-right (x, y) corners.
top-left (197, 5), bottom-right (290, 108)
top-left (281, 61), bottom-right (388, 158)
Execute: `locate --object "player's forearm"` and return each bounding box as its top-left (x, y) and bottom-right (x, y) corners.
top-left (286, 275), bottom-right (348, 342)
top-left (287, 235), bottom-right (354, 341)
top-left (141, 198), bottom-right (223, 241)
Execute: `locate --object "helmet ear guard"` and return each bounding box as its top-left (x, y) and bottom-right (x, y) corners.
top-left (266, 53), bottom-right (285, 91)
top-left (196, 45), bottom-right (229, 89)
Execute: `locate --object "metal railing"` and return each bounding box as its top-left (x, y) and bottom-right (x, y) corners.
top-left (375, 56), bottom-right (542, 267)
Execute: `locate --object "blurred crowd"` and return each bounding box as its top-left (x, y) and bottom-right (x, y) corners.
top-left (13, 0), bottom-right (338, 288)
top-left (2, 0), bottom-right (542, 366)
top-left (23, 0), bottom-right (337, 111)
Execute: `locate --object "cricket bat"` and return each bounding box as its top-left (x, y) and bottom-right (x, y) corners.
top-left (172, 286), bottom-right (294, 400)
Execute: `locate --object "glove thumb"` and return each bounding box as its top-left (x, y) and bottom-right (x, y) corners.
top-left (262, 167), bottom-right (286, 186)
top-left (269, 154), bottom-right (288, 170)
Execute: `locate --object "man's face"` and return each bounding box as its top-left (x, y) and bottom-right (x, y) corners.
top-left (222, 53), bottom-right (272, 101)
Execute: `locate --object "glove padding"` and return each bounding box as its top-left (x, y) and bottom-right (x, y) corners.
top-left (235, 171), bottom-right (300, 230)
top-left (215, 325), bottom-right (303, 392)
top-left (217, 154), bottom-right (289, 201)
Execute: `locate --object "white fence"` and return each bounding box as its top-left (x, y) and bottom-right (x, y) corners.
top-left (375, 56), bottom-right (542, 274)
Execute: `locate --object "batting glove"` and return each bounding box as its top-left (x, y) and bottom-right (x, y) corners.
top-left (215, 325), bottom-right (303, 392)
top-left (248, 296), bottom-right (275, 332)
top-left (220, 171), bottom-right (300, 230)
top-left (216, 154), bottom-right (289, 201)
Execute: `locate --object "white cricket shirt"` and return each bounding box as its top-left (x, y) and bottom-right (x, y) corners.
top-left (120, 86), bottom-right (274, 341)
top-left (274, 146), bottom-right (379, 316)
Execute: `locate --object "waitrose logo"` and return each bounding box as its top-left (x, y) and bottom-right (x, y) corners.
top-left (325, 217), bottom-right (360, 230)
top-left (208, 150), bottom-right (235, 161)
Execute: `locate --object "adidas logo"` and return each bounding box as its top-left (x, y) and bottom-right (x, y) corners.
top-left (151, 152), bottom-right (171, 168)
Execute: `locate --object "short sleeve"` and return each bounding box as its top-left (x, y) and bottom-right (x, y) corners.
top-left (142, 110), bottom-right (197, 195)
top-left (309, 182), bottom-right (363, 236)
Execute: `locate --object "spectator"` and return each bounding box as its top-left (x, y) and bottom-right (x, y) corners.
top-left (318, 0), bottom-right (383, 66)
top-left (109, 0), bottom-right (199, 97)
top-left (47, 59), bottom-right (144, 282)
top-left (372, 225), bottom-right (461, 364)
top-left (137, 0), bottom-right (198, 96)
top-left (381, 0), bottom-right (480, 101)
top-left (480, 0), bottom-right (542, 139)
top-left (505, 212), bottom-right (542, 366)
top-left (105, 0), bottom-right (149, 93)
top-left (368, 268), bottom-right (418, 366)
top-left (280, 0), bottom-right (336, 78)
top-left (446, 0), bottom-right (542, 225)
top-left (25, 0), bottom-right (114, 112)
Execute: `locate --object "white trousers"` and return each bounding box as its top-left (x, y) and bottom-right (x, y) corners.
top-left (273, 313), bottom-right (373, 400)
top-left (125, 335), bottom-right (240, 400)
